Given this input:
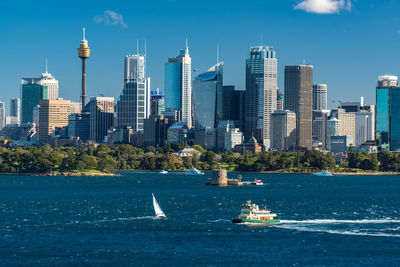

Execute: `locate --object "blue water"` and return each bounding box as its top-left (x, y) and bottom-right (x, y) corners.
top-left (1, 172), bottom-right (400, 266)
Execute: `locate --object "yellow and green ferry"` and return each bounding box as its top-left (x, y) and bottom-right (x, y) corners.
top-left (232, 200), bottom-right (280, 224)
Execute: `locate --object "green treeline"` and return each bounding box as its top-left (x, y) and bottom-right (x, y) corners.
top-left (0, 144), bottom-right (396, 174)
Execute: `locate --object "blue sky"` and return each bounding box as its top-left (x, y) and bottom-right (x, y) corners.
top-left (1, 0), bottom-right (400, 113)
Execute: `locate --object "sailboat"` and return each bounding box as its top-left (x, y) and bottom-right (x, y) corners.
top-left (152, 193), bottom-right (166, 218)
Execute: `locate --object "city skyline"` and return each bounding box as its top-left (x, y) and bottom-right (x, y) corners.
top-left (1, 0), bottom-right (400, 113)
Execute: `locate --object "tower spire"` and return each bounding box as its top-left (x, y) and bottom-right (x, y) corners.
top-left (185, 37), bottom-right (189, 55)
top-left (45, 58), bottom-right (48, 74)
top-left (83, 27), bottom-right (86, 41)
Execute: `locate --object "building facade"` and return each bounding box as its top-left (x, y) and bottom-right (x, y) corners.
top-left (245, 46), bottom-right (278, 149)
top-left (376, 75), bottom-right (400, 151)
top-left (312, 84), bottom-right (327, 111)
top-left (164, 41), bottom-right (192, 128)
top-left (0, 102), bottom-right (5, 130)
top-left (192, 62), bottom-right (223, 129)
top-left (117, 54), bottom-right (151, 132)
top-left (284, 65), bottom-right (313, 150)
top-left (150, 89), bottom-right (165, 116)
top-left (143, 114), bottom-right (169, 147)
top-left (10, 98), bottom-right (21, 125)
top-left (89, 97), bottom-right (114, 143)
top-left (38, 99), bottom-right (71, 142)
top-left (271, 110), bottom-right (296, 151)
top-left (21, 78), bottom-right (48, 124)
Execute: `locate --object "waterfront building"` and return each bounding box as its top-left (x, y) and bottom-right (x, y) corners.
top-left (245, 46), bottom-right (277, 149)
top-left (312, 84), bottom-right (327, 111)
top-left (89, 97), bottom-right (114, 143)
top-left (194, 127), bottom-right (217, 150)
top-left (117, 54), bottom-right (151, 131)
top-left (150, 89), bottom-right (165, 116)
top-left (271, 110), bottom-right (296, 151)
top-left (192, 62), bottom-right (223, 129)
top-left (164, 40), bottom-right (192, 128)
top-left (376, 75), bottom-right (400, 151)
top-left (330, 135), bottom-right (354, 154)
top-left (284, 65), bottom-right (313, 150)
top-left (232, 136), bottom-right (262, 154)
top-left (68, 106), bottom-right (90, 142)
top-left (143, 114), bottom-right (170, 147)
top-left (38, 99), bottom-right (71, 142)
top-left (10, 98), bottom-right (20, 125)
top-left (0, 102), bottom-right (5, 130)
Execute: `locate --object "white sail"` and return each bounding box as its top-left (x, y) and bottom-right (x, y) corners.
top-left (152, 193), bottom-right (166, 218)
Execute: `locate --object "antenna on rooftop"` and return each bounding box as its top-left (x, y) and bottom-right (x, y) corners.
top-left (45, 58), bottom-right (48, 74)
top-left (260, 33), bottom-right (263, 46)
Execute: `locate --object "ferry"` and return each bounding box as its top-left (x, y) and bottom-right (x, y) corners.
top-left (184, 168), bottom-right (204, 175)
top-left (314, 170), bottom-right (333, 176)
top-left (159, 170), bottom-right (168, 174)
top-left (232, 200), bottom-right (280, 224)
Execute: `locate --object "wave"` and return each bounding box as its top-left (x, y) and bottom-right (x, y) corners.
top-left (274, 218), bottom-right (400, 238)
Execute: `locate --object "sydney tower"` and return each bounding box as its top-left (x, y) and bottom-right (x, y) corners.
top-left (77, 28), bottom-right (91, 108)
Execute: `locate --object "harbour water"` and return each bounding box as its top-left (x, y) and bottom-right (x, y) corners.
top-left (0, 172), bottom-right (400, 265)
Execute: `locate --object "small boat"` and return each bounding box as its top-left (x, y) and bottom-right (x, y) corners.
top-left (152, 193), bottom-right (166, 218)
top-left (184, 168), bottom-right (204, 175)
top-left (159, 170), bottom-right (168, 174)
top-left (314, 170), bottom-right (333, 176)
top-left (232, 200), bottom-right (280, 224)
top-left (250, 179), bottom-right (263, 185)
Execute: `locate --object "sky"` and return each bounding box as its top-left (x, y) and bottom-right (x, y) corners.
top-left (1, 0), bottom-right (400, 113)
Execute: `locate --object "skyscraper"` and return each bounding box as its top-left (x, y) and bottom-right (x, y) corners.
top-left (312, 84), bottom-right (327, 111)
top-left (77, 28), bottom-right (90, 107)
top-left (376, 75), bottom-right (400, 151)
top-left (192, 62), bottom-right (223, 129)
top-left (89, 97), bottom-right (114, 142)
top-left (38, 99), bottom-right (71, 142)
top-left (245, 46), bottom-right (278, 149)
top-left (164, 40), bottom-right (192, 128)
top-left (0, 102), bottom-right (5, 130)
top-left (21, 78), bottom-right (48, 124)
top-left (150, 89), bottom-right (165, 116)
top-left (271, 110), bottom-right (296, 151)
top-left (117, 54), bottom-right (151, 132)
top-left (10, 98), bottom-right (20, 125)
top-left (284, 65), bottom-right (313, 150)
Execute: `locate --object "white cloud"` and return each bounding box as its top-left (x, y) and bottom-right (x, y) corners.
top-left (94, 10), bottom-right (127, 29)
top-left (294, 0), bottom-right (352, 14)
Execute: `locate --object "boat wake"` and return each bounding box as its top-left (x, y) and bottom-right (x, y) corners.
top-left (274, 219), bottom-right (400, 238)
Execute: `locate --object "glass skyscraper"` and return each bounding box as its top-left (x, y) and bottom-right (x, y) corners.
top-left (164, 41), bottom-right (192, 128)
top-left (376, 75), bottom-right (400, 151)
top-left (21, 78), bottom-right (49, 124)
top-left (245, 46), bottom-right (278, 149)
top-left (192, 62), bottom-right (223, 129)
top-left (117, 54), bottom-right (150, 132)
top-left (312, 84), bottom-right (327, 111)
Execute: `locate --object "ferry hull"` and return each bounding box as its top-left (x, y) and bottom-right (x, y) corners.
top-left (232, 218), bottom-right (280, 224)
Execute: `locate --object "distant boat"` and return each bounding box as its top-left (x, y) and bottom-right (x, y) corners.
top-left (250, 179), bottom-right (263, 186)
top-left (184, 168), bottom-right (204, 175)
top-left (159, 170), bottom-right (168, 174)
top-left (314, 170), bottom-right (333, 176)
top-left (152, 193), bottom-right (166, 218)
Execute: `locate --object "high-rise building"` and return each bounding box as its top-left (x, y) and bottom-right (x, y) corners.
top-left (150, 89), bottom-right (165, 116)
top-left (222, 86), bottom-right (245, 131)
top-left (77, 28), bottom-right (90, 107)
top-left (68, 107), bottom-right (90, 142)
top-left (284, 65), bottom-right (313, 150)
top-left (21, 78), bottom-right (48, 124)
top-left (89, 97), bottom-right (114, 142)
top-left (355, 110), bottom-right (374, 146)
top-left (40, 72), bottom-right (59, 100)
top-left (376, 75), bottom-right (400, 151)
top-left (0, 102), bottom-right (5, 130)
top-left (277, 91), bottom-right (284, 111)
top-left (326, 117), bottom-right (341, 151)
top-left (117, 54), bottom-right (151, 132)
top-left (143, 114), bottom-right (170, 147)
top-left (192, 62), bottom-right (223, 129)
top-left (38, 99), bottom-right (71, 142)
top-left (10, 98), bottom-right (20, 125)
top-left (312, 110), bottom-right (330, 150)
top-left (245, 46), bottom-right (278, 149)
top-left (312, 84), bottom-right (327, 111)
top-left (339, 102), bottom-right (360, 113)
top-left (164, 40), bottom-right (192, 128)
top-left (271, 110), bottom-right (296, 151)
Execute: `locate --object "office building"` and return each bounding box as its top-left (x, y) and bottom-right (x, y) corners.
top-left (21, 71), bottom-right (59, 124)
top-left (376, 75), bottom-right (400, 151)
top-left (70, 102), bottom-right (82, 114)
top-left (312, 110), bottom-right (330, 150)
top-left (245, 46), bottom-right (278, 149)
top-left (313, 84), bottom-right (327, 111)
top-left (164, 40), bottom-right (192, 128)
top-left (117, 54), bottom-right (151, 131)
top-left (284, 65), bottom-right (313, 150)
top-left (150, 89), bottom-right (165, 116)
top-left (192, 62), bottom-right (223, 129)
top-left (68, 108), bottom-right (90, 142)
top-left (355, 110), bottom-right (374, 146)
top-left (0, 102), bottom-right (5, 130)
top-left (143, 114), bottom-right (169, 147)
top-left (271, 110), bottom-right (296, 151)
top-left (38, 99), bottom-right (71, 142)
top-left (339, 102), bottom-right (360, 113)
top-left (330, 135), bottom-right (354, 154)
top-left (89, 97), bottom-right (114, 142)
top-left (277, 91), bottom-right (284, 110)
top-left (222, 86), bottom-right (245, 131)
top-left (10, 98), bottom-right (20, 125)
